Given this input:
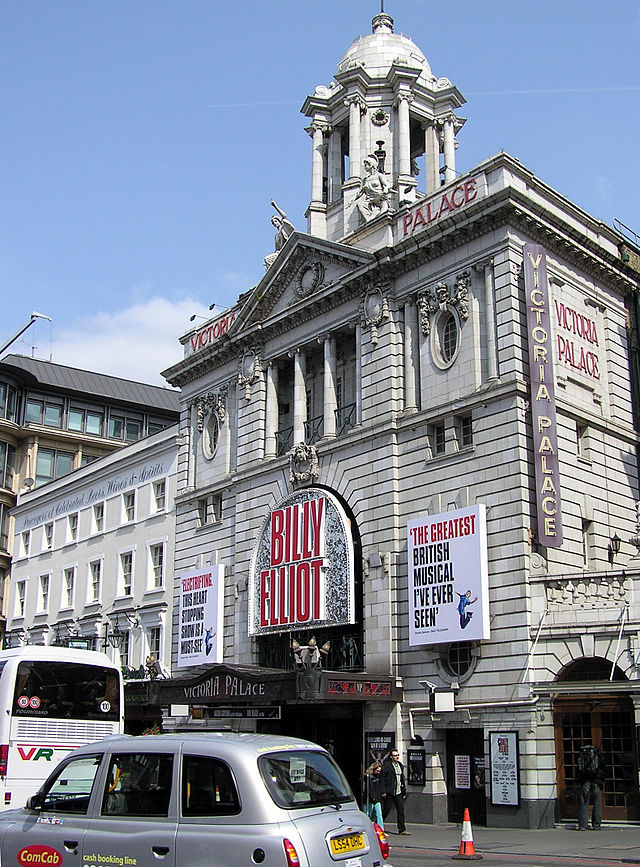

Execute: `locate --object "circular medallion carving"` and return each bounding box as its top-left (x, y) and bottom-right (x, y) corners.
top-left (295, 262), bottom-right (324, 298)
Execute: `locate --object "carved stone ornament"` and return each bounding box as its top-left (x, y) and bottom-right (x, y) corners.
top-left (195, 387), bottom-right (227, 432)
top-left (362, 286), bottom-right (390, 346)
top-left (371, 108), bottom-right (389, 127)
top-left (289, 442), bottom-right (320, 485)
top-left (418, 271), bottom-right (471, 337)
top-left (237, 350), bottom-right (262, 401)
top-left (295, 261), bottom-right (325, 299)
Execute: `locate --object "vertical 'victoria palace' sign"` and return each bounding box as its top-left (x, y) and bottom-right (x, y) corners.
top-left (524, 244), bottom-right (563, 548)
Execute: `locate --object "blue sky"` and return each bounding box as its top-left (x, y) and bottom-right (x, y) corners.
top-left (3, 0), bottom-right (639, 384)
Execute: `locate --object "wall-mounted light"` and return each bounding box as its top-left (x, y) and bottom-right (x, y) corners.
top-left (608, 533), bottom-right (622, 565)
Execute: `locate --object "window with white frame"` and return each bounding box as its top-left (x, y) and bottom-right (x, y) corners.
top-left (123, 491), bottom-right (136, 523)
top-left (455, 413), bottom-right (473, 449)
top-left (147, 626), bottom-right (161, 661)
top-left (44, 521), bottom-right (54, 550)
top-left (89, 560), bottom-right (102, 603)
top-left (428, 420), bottom-right (446, 457)
top-left (197, 493), bottom-right (222, 527)
top-left (16, 580), bottom-right (26, 617)
top-left (119, 551), bottom-right (133, 596)
top-left (149, 543), bottom-right (164, 589)
top-left (63, 566), bottom-right (75, 608)
top-left (68, 512), bottom-right (79, 543)
top-left (38, 574), bottom-right (50, 613)
top-left (21, 530), bottom-right (30, 558)
top-left (119, 630), bottom-right (130, 667)
top-left (153, 480), bottom-right (166, 513)
top-left (92, 502), bottom-right (104, 534)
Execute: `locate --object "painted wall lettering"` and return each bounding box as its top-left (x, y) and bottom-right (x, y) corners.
top-left (397, 174), bottom-right (485, 241)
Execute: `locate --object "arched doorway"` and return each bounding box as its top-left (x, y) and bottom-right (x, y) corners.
top-left (553, 658), bottom-right (640, 821)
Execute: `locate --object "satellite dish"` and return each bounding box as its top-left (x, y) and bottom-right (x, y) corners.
top-left (23, 477), bottom-right (34, 489)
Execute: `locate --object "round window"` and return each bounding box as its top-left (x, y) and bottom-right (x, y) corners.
top-left (439, 642), bottom-right (476, 682)
top-left (202, 412), bottom-right (220, 460)
top-left (431, 309), bottom-right (461, 369)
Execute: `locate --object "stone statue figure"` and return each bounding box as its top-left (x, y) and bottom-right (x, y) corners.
top-left (264, 200), bottom-right (295, 269)
top-left (355, 155), bottom-right (390, 223)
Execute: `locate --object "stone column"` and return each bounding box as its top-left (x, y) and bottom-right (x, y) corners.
top-left (424, 121), bottom-right (440, 194)
top-left (355, 322), bottom-right (363, 425)
top-left (310, 121), bottom-right (325, 204)
top-left (404, 300), bottom-right (419, 412)
top-left (476, 259), bottom-right (498, 380)
top-left (187, 403), bottom-right (197, 489)
top-left (328, 128), bottom-right (342, 204)
top-left (346, 95), bottom-right (363, 179)
top-left (397, 93), bottom-right (412, 177)
top-left (442, 115), bottom-right (456, 183)
top-left (293, 348), bottom-right (307, 444)
top-left (323, 335), bottom-right (337, 438)
top-left (265, 361), bottom-right (279, 458)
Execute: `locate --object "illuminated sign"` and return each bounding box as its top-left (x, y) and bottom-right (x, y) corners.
top-left (186, 310), bottom-right (237, 356)
top-left (524, 244), bottom-right (563, 547)
top-left (408, 505), bottom-right (489, 646)
top-left (248, 489), bottom-right (355, 635)
top-left (397, 173), bottom-right (486, 240)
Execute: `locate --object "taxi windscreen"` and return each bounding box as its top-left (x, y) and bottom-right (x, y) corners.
top-left (258, 749), bottom-right (353, 809)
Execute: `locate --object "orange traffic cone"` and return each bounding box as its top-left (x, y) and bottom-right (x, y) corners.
top-left (452, 808), bottom-right (482, 860)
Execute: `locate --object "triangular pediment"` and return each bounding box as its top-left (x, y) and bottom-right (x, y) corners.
top-left (237, 232), bottom-right (374, 329)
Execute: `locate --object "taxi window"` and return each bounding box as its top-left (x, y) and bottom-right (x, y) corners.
top-left (182, 755), bottom-right (240, 816)
top-left (41, 754), bottom-right (102, 814)
top-left (101, 753), bottom-right (173, 817)
top-left (258, 750), bottom-right (352, 809)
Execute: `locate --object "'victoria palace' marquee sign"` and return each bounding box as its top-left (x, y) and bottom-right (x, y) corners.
top-left (248, 488), bottom-right (355, 636)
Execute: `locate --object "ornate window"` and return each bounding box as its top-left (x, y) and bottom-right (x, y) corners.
top-left (202, 411), bottom-right (220, 460)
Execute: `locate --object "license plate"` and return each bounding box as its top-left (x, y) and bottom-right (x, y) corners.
top-left (330, 832), bottom-right (365, 855)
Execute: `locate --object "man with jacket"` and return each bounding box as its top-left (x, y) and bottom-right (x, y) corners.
top-left (577, 744), bottom-right (606, 831)
top-left (380, 749), bottom-right (410, 835)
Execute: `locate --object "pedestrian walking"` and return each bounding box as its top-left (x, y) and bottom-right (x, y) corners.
top-left (365, 761), bottom-right (384, 829)
top-left (381, 748), bottom-right (410, 835)
top-left (577, 744), bottom-right (606, 830)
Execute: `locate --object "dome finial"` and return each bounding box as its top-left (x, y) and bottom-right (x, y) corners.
top-left (372, 4), bottom-right (394, 34)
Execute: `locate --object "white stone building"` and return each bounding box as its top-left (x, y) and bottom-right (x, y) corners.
top-left (160, 11), bottom-right (640, 828)
top-left (7, 424), bottom-right (178, 723)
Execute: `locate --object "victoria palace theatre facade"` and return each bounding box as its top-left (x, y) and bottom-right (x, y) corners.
top-left (161, 11), bottom-right (640, 828)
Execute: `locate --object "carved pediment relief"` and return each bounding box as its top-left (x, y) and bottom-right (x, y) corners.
top-left (418, 271), bottom-right (470, 337)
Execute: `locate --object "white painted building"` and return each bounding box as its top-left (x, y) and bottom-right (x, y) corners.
top-left (7, 425), bottom-right (178, 714)
top-left (159, 11), bottom-right (640, 828)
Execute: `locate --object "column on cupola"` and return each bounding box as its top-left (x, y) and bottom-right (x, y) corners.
top-left (476, 259), bottom-right (499, 380)
top-left (293, 348), bottom-right (307, 444)
top-left (307, 120), bottom-right (328, 238)
top-left (396, 93), bottom-right (412, 178)
top-left (424, 121), bottom-right (440, 194)
top-left (322, 335), bottom-right (337, 438)
top-left (442, 114), bottom-right (456, 183)
top-left (346, 95), bottom-right (363, 180)
top-left (328, 128), bottom-right (343, 204)
top-left (265, 361), bottom-right (279, 458)
top-left (403, 299), bottom-right (419, 412)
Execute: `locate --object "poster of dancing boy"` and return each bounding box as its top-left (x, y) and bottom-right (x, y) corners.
top-left (408, 504), bottom-right (489, 646)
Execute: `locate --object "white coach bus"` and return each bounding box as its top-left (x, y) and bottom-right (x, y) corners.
top-left (0, 645), bottom-right (124, 809)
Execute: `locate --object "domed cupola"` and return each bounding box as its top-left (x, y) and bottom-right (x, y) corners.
top-left (301, 10), bottom-right (466, 245)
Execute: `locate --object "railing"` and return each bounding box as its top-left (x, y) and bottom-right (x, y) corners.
top-left (304, 415), bottom-right (324, 444)
top-left (257, 629), bottom-right (364, 672)
top-left (335, 402), bottom-right (356, 436)
top-left (275, 426), bottom-right (293, 457)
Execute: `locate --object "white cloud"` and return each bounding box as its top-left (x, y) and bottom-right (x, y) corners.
top-left (51, 297), bottom-right (214, 386)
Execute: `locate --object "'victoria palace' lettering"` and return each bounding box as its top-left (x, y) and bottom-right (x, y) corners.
top-left (523, 244), bottom-right (563, 548)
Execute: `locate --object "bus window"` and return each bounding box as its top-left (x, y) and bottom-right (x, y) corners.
top-left (12, 661), bottom-right (120, 722)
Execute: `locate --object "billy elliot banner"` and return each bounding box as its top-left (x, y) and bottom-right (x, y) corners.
top-left (177, 565), bottom-right (225, 668)
top-left (523, 243), bottom-right (563, 548)
top-left (248, 488), bottom-right (355, 635)
top-left (408, 505), bottom-right (489, 647)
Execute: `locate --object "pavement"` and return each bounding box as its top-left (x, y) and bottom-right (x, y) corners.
top-left (384, 822), bottom-right (640, 863)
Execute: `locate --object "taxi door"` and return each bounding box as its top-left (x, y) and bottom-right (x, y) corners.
top-left (82, 749), bottom-right (177, 867)
top-left (0, 752), bottom-right (102, 867)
